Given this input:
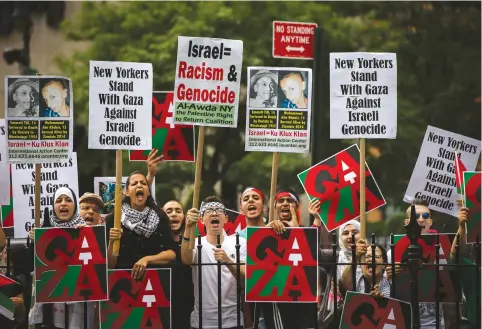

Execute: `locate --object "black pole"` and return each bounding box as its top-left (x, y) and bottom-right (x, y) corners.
top-left (235, 233), bottom-right (241, 328)
top-left (475, 236), bottom-right (481, 329)
top-left (309, 26), bottom-right (323, 227)
top-left (390, 233), bottom-right (396, 298)
top-left (405, 204), bottom-right (421, 329)
top-left (197, 234), bottom-right (203, 329)
top-left (216, 233), bottom-right (222, 329)
top-left (6, 237), bottom-right (11, 276)
top-left (435, 233), bottom-right (440, 329)
top-left (350, 232), bottom-right (356, 291)
top-left (331, 232), bottom-right (338, 321)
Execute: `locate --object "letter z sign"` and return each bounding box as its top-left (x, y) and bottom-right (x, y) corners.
top-left (272, 21), bottom-right (317, 60)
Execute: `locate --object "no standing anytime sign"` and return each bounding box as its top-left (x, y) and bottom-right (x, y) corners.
top-left (272, 21), bottom-right (317, 60)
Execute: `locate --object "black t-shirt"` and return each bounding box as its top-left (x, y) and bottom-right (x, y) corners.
top-left (105, 205), bottom-right (176, 269)
top-left (0, 275), bottom-right (23, 329)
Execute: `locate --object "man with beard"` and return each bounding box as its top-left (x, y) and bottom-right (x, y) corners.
top-left (162, 200), bottom-right (194, 329)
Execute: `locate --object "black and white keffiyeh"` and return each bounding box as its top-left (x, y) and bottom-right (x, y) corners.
top-left (199, 201), bottom-right (225, 215)
top-left (121, 203), bottom-right (160, 238)
top-left (49, 213), bottom-right (85, 228)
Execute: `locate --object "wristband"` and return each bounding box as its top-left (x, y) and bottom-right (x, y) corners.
top-left (182, 236), bottom-right (191, 242)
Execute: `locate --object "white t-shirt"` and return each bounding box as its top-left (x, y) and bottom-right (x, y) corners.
top-left (190, 234), bottom-right (246, 329)
top-left (386, 250), bottom-right (444, 329)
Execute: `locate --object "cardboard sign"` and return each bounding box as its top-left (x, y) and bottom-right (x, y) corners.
top-left (93, 176), bottom-right (156, 215)
top-left (5, 76), bottom-right (74, 162)
top-left (329, 53), bottom-right (397, 139)
top-left (100, 269), bottom-right (171, 329)
top-left (297, 144), bottom-right (385, 232)
top-left (34, 226), bottom-right (108, 303)
top-left (196, 208), bottom-right (247, 237)
top-left (340, 292), bottom-right (412, 329)
top-left (173, 36), bottom-right (243, 127)
top-left (245, 227), bottom-right (318, 303)
top-left (272, 21), bottom-right (317, 60)
top-left (464, 171), bottom-right (481, 243)
top-left (88, 61), bottom-right (153, 150)
top-left (129, 92), bottom-right (195, 162)
top-left (245, 67), bottom-right (312, 153)
top-left (404, 126), bottom-right (480, 217)
top-left (12, 153), bottom-right (79, 238)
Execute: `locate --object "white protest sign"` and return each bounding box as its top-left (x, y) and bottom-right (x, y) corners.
top-left (173, 36), bottom-right (243, 127)
top-left (88, 61), bottom-right (153, 150)
top-left (0, 119), bottom-right (6, 161)
top-left (330, 53), bottom-right (397, 139)
top-left (245, 67), bottom-right (312, 153)
top-left (404, 126), bottom-right (481, 217)
top-left (12, 152), bottom-right (79, 237)
top-left (94, 176), bottom-right (156, 215)
top-left (5, 76), bottom-right (74, 162)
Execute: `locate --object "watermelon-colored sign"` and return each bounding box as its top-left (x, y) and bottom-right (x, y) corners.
top-left (196, 208), bottom-right (247, 237)
top-left (245, 227), bottom-right (318, 303)
top-left (0, 274), bottom-right (19, 321)
top-left (1, 165), bottom-right (13, 228)
top-left (464, 171), bottom-right (481, 243)
top-left (34, 226), bottom-right (108, 303)
top-left (100, 269), bottom-right (171, 329)
top-left (129, 92), bottom-right (195, 162)
top-left (297, 144), bottom-right (385, 232)
top-left (340, 291), bottom-right (412, 329)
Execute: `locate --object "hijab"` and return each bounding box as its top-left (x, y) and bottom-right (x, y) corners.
top-left (46, 187), bottom-right (85, 228)
top-left (337, 219), bottom-right (362, 278)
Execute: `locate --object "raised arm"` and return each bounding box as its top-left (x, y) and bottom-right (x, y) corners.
top-left (181, 208), bottom-right (199, 265)
top-left (450, 206), bottom-right (470, 260)
top-left (145, 149), bottom-right (164, 188)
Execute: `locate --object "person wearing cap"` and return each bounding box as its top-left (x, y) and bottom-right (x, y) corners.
top-left (7, 78), bottom-right (40, 117)
top-left (249, 70), bottom-right (278, 108)
top-left (79, 193), bottom-right (104, 226)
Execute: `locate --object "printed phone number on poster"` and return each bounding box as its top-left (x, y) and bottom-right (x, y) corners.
top-left (9, 149), bottom-right (69, 160)
top-left (248, 141), bottom-right (279, 147)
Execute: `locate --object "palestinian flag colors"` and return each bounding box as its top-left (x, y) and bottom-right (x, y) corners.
top-left (0, 275), bottom-right (19, 321)
top-left (245, 227), bottom-right (318, 303)
top-left (297, 144), bottom-right (385, 232)
top-left (454, 151), bottom-right (467, 195)
top-left (340, 292), bottom-right (412, 329)
top-left (196, 208), bottom-right (247, 237)
top-left (129, 92), bottom-right (195, 162)
top-left (34, 226), bottom-right (108, 303)
top-left (100, 269), bottom-right (171, 329)
top-left (1, 165), bottom-right (14, 228)
top-left (464, 171), bottom-right (481, 243)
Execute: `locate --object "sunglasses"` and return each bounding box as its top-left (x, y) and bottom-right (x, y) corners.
top-left (415, 212), bottom-right (431, 220)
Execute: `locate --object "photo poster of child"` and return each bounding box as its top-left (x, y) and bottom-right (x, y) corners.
top-left (93, 177), bottom-right (156, 215)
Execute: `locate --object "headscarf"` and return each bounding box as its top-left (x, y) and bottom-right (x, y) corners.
top-left (240, 187), bottom-right (265, 204)
top-left (45, 187), bottom-right (85, 228)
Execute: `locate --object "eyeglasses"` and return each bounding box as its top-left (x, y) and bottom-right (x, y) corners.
top-left (365, 254), bottom-right (383, 260)
top-left (204, 208), bottom-right (225, 216)
top-left (80, 205), bottom-right (101, 214)
top-left (415, 212), bottom-right (431, 220)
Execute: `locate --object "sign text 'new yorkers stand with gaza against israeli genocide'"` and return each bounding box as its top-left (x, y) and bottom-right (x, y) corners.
top-left (88, 61), bottom-right (153, 150)
top-left (173, 36), bottom-right (243, 128)
top-left (330, 53), bottom-right (397, 139)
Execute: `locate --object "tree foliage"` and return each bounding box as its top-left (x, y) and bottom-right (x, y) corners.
top-left (56, 1), bottom-right (480, 233)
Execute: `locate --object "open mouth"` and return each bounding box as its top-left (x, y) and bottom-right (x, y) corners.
top-left (247, 205), bottom-right (257, 212)
top-left (59, 208), bottom-right (69, 216)
top-left (170, 218), bottom-right (180, 225)
top-left (280, 207), bottom-right (290, 216)
top-left (84, 216), bottom-right (93, 225)
top-left (211, 218), bottom-right (220, 227)
top-left (135, 190), bottom-right (144, 201)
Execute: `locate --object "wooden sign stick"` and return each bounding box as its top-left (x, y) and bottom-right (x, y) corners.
top-left (359, 138), bottom-right (366, 239)
top-left (189, 126), bottom-right (205, 249)
top-left (35, 73), bottom-right (42, 228)
top-left (268, 152), bottom-right (279, 223)
top-left (112, 149), bottom-right (123, 256)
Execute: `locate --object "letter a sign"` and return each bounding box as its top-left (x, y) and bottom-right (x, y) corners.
top-left (272, 21), bottom-right (317, 60)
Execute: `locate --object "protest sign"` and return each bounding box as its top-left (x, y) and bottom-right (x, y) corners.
top-left (298, 144), bottom-right (385, 232)
top-left (129, 92), bottom-right (195, 162)
top-left (0, 174), bottom-right (13, 228)
top-left (5, 76), bottom-right (73, 162)
top-left (88, 61), bottom-right (153, 150)
top-left (0, 162), bottom-right (9, 206)
top-left (245, 227), bottom-right (318, 303)
top-left (340, 292), bottom-right (412, 329)
top-left (34, 226), bottom-right (108, 303)
top-left (464, 171), bottom-right (481, 243)
top-left (245, 67), bottom-right (312, 153)
top-left (12, 153), bottom-right (78, 238)
top-left (404, 126), bottom-right (481, 217)
top-left (196, 208), bottom-right (248, 237)
top-left (94, 176), bottom-right (156, 215)
top-left (330, 53), bottom-right (397, 139)
top-left (393, 233), bottom-right (459, 303)
top-left (173, 36), bottom-right (243, 128)
top-left (0, 274), bottom-right (20, 321)
top-left (100, 269), bottom-right (171, 329)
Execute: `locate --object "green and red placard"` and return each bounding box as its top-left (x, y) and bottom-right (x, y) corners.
top-left (0, 274), bottom-right (19, 321)
top-left (129, 92), bottom-right (195, 162)
top-left (1, 165), bottom-right (13, 228)
top-left (100, 269), bottom-right (171, 329)
top-left (245, 227), bottom-right (318, 303)
top-left (34, 226), bottom-right (108, 303)
top-left (464, 171), bottom-right (481, 243)
top-left (340, 291), bottom-right (412, 329)
top-left (393, 233), bottom-right (459, 303)
top-left (196, 208), bottom-right (247, 237)
top-left (297, 144), bottom-right (385, 232)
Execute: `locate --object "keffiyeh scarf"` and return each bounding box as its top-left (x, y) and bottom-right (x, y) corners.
top-left (49, 213), bottom-right (85, 228)
top-left (121, 203), bottom-right (160, 238)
